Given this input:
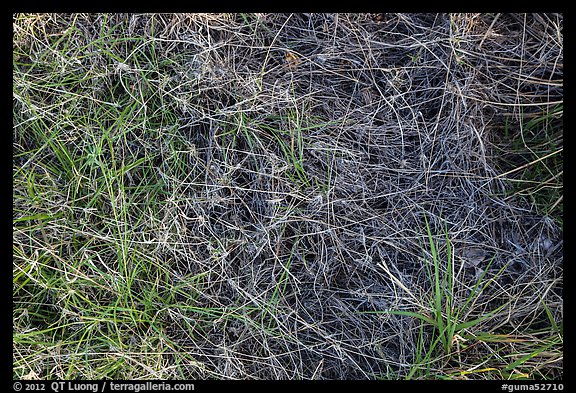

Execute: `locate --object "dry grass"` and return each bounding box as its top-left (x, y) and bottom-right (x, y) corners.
top-left (13, 13), bottom-right (562, 380)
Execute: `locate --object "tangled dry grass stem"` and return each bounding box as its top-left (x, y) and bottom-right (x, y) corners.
top-left (13, 13), bottom-right (562, 380)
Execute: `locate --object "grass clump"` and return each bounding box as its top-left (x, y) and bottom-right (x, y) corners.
top-left (14, 13), bottom-right (562, 380)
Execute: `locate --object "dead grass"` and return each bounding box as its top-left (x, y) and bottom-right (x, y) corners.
top-left (13, 13), bottom-right (562, 380)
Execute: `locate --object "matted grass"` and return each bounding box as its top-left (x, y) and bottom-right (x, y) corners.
top-left (13, 13), bottom-right (562, 380)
